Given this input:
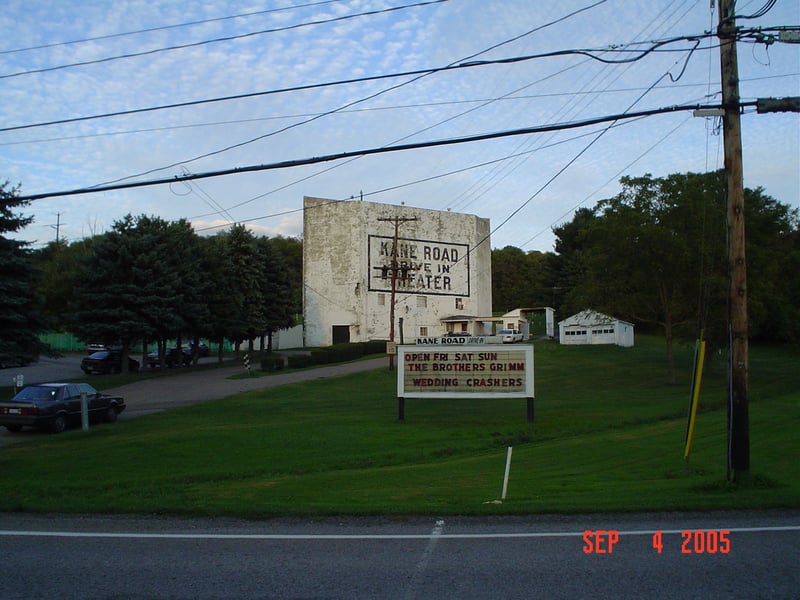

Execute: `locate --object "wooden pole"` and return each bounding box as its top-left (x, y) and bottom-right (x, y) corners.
top-left (378, 216), bottom-right (418, 370)
top-left (719, 0), bottom-right (749, 477)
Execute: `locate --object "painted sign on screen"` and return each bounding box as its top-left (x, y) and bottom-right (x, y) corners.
top-left (368, 235), bottom-right (470, 296)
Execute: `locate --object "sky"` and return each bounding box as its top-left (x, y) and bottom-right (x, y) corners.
top-left (1, 0), bottom-right (798, 253)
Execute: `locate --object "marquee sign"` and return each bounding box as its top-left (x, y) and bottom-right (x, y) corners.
top-left (367, 235), bottom-right (470, 296)
top-left (397, 345), bottom-right (534, 400)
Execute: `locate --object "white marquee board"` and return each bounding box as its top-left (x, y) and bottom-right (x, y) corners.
top-left (397, 344), bottom-right (534, 399)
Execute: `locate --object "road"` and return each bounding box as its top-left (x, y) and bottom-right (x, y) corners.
top-left (0, 511), bottom-right (797, 599)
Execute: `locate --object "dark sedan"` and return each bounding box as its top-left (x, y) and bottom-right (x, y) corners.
top-left (147, 347), bottom-right (192, 368)
top-left (0, 383), bottom-right (126, 433)
top-left (81, 350), bottom-right (140, 375)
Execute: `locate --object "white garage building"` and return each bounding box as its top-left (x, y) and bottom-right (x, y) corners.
top-left (558, 310), bottom-right (635, 347)
top-left (303, 197), bottom-right (493, 347)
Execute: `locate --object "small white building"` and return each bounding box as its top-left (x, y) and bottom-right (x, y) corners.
top-left (558, 310), bottom-right (634, 347)
top-left (501, 307), bottom-right (556, 340)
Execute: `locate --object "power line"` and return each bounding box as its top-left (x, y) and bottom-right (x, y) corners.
top-left (0, 36), bottom-right (711, 134)
top-left (190, 121), bottom-right (638, 230)
top-left (0, 0), bottom-right (448, 80)
top-left (90, 0), bottom-right (617, 193)
top-left (444, 0), bottom-right (702, 216)
top-left (0, 1), bottom-right (343, 55)
top-left (184, 1), bottom-right (631, 226)
top-left (15, 102), bottom-right (748, 202)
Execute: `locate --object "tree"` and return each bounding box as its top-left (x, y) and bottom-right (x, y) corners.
top-left (550, 207), bottom-right (600, 318)
top-left (32, 239), bottom-right (92, 332)
top-left (256, 236), bottom-right (295, 351)
top-left (738, 187), bottom-right (800, 342)
top-left (0, 181), bottom-right (48, 366)
top-left (69, 221), bottom-right (147, 372)
top-left (70, 214), bottom-right (212, 370)
top-left (220, 224), bottom-right (266, 353)
top-left (198, 234), bottom-right (240, 362)
top-left (570, 172), bottom-right (727, 381)
top-left (554, 170), bottom-right (798, 381)
top-left (491, 246), bottom-right (553, 313)
top-left (126, 215), bottom-right (207, 366)
top-left (266, 235), bottom-right (303, 317)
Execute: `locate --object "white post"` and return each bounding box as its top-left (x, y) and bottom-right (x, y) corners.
top-left (80, 391), bottom-right (89, 431)
top-left (13, 374), bottom-right (24, 395)
top-left (501, 446), bottom-right (513, 500)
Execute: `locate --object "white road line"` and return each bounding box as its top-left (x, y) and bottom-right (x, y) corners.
top-left (0, 525), bottom-right (797, 540)
top-left (404, 519), bottom-right (446, 600)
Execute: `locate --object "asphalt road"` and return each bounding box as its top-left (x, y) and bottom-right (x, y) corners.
top-left (0, 511), bottom-right (797, 599)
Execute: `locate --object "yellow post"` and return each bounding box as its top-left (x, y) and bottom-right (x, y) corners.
top-left (684, 339), bottom-right (707, 460)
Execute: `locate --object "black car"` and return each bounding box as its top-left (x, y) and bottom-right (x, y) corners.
top-left (187, 342), bottom-right (210, 357)
top-left (0, 382), bottom-right (126, 433)
top-left (147, 347), bottom-right (192, 368)
top-left (81, 350), bottom-right (140, 374)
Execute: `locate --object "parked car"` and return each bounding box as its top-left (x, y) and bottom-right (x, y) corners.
top-left (0, 382), bottom-right (126, 433)
top-left (86, 342), bottom-right (109, 353)
top-left (187, 341), bottom-right (210, 357)
top-left (81, 350), bottom-right (140, 374)
top-left (500, 329), bottom-right (524, 343)
top-left (147, 347), bottom-right (192, 368)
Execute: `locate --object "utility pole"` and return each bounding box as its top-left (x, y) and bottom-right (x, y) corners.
top-left (377, 215), bottom-right (418, 370)
top-left (48, 212), bottom-right (63, 244)
top-left (718, 0), bottom-right (749, 478)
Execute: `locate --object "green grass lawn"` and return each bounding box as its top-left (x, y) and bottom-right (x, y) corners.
top-left (1, 336), bottom-right (797, 517)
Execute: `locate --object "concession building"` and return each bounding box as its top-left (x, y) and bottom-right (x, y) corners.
top-left (303, 196), bottom-right (492, 347)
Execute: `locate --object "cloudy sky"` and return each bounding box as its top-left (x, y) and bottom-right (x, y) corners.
top-left (2, 0), bottom-right (798, 252)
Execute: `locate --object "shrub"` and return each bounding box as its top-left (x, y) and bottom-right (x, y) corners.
top-left (328, 343), bottom-right (364, 362)
top-left (363, 340), bottom-right (389, 355)
top-left (310, 349), bottom-right (332, 364)
top-left (287, 354), bottom-right (313, 369)
top-left (260, 356), bottom-right (285, 371)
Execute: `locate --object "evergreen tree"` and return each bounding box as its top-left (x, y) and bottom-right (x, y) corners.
top-left (257, 236), bottom-right (295, 351)
top-left (0, 182), bottom-right (47, 366)
top-left (69, 218), bottom-right (147, 372)
top-left (223, 224), bottom-right (266, 353)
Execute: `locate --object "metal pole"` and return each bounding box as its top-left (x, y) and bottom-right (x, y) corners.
top-left (80, 391), bottom-right (89, 431)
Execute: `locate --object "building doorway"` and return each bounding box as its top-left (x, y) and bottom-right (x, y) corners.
top-left (332, 325), bottom-right (350, 344)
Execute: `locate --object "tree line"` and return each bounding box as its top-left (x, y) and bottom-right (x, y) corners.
top-left (491, 170), bottom-right (799, 378)
top-left (1, 180), bottom-right (302, 370)
top-left (1, 170), bottom-right (797, 372)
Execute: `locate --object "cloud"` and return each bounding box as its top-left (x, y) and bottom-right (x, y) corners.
top-left (2, 0), bottom-right (798, 252)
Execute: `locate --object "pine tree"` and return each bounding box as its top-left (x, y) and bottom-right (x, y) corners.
top-left (0, 182), bottom-right (47, 366)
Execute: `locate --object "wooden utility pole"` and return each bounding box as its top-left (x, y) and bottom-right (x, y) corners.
top-left (378, 215), bottom-right (418, 370)
top-left (718, 0), bottom-right (749, 478)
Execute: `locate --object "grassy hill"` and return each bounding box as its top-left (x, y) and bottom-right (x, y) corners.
top-left (0, 336), bottom-right (797, 516)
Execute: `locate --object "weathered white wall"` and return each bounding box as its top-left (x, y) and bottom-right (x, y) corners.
top-left (303, 197), bottom-right (492, 347)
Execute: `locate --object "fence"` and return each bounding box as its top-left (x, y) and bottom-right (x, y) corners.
top-left (39, 327), bottom-right (305, 353)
